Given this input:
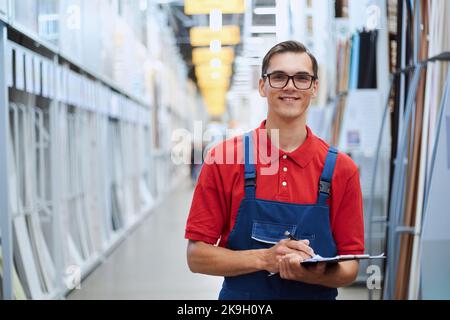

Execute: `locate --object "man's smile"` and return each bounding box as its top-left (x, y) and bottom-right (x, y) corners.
top-left (279, 96), bottom-right (301, 102)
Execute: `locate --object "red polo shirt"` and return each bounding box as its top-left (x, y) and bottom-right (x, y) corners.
top-left (185, 121), bottom-right (365, 255)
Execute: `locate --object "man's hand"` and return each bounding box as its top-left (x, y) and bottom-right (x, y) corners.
top-left (279, 253), bottom-right (327, 284)
top-left (278, 253), bottom-right (360, 288)
top-left (263, 239), bottom-right (314, 274)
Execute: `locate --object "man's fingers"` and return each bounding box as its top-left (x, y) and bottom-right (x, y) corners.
top-left (280, 256), bottom-right (292, 280)
top-left (314, 262), bottom-right (327, 274)
top-left (277, 247), bottom-right (313, 259)
top-left (285, 240), bottom-right (314, 257)
top-left (286, 253), bottom-right (304, 264)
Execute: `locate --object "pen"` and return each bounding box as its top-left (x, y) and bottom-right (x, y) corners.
top-left (284, 230), bottom-right (298, 241)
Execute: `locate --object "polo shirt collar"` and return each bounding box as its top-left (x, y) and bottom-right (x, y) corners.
top-left (255, 120), bottom-right (317, 168)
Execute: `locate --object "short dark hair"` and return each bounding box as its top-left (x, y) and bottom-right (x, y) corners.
top-left (261, 40), bottom-right (318, 79)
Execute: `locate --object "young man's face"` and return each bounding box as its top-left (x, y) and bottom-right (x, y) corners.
top-left (258, 52), bottom-right (318, 121)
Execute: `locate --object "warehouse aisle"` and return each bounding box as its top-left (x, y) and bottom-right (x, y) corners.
top-left (67, 178), bottom-right (223, 299)
top-left (67, 177), bottom-right (369, 300)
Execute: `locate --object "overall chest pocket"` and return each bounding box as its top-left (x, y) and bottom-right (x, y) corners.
top-left (251, 220), bottom-right (316, 251)
top-left (251, 221), bottom-right (297, 245)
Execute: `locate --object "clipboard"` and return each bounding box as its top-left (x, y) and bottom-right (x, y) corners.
top-left (301, 253), bottom-right (386, 265)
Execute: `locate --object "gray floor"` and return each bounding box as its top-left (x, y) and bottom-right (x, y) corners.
top-left (68, 179), bottom-right (374, 300)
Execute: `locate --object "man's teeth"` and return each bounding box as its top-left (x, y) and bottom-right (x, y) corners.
top-left (280, 97), bottom-right (298, 100)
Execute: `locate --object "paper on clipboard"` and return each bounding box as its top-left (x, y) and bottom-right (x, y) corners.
top-left (301, 253), bottom-right (385, 265)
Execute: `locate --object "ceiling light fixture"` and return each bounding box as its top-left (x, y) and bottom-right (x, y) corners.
top-left (210, 39), bottom-right (222, 52)
top-left (209, 9), bottom-right (222, 31)
top-left (253, 7), bottom-right (277, 15)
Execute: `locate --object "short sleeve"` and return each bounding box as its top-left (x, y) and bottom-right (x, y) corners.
top-left (185, 152), bottom-right (229, 245)
top-left (332, 169), bottom-right (365, 255)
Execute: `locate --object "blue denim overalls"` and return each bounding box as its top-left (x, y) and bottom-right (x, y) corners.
top-left (218, 132), bottom-right (339, 300)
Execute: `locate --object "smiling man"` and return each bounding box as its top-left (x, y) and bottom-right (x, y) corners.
top-left (185, 41), bottom-right (365, 300)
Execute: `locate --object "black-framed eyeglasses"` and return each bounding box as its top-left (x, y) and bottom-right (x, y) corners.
top-left (262, 72), bottom-right (316, 90)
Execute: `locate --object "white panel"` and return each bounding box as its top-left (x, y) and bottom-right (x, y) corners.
top-left (77, 76), bottom-right (82, 108)
top-left (338, 89), bottom-right (384, 154)
top-left (59, 67), bottom-right (66, 103)
top-left (67, 235), bottom-right (83, 267)
top-left (33, 56), bottom-right (41, 96)
top-left (348, 0), bottom-right (369, 32)
top-left (69, 70), bottom-right (74, 105)
top-left (28, 213), bottom-right (57, 294)
top-left (76, 74), bottom-right (81, 108)
top-left (47, 61), bottom-right (54, 99)
top-left (41, 60), bottom-right (49, 98)
top-left (24, 53), bottom-right (34, 94)
top-left (85, 80), bottom-right (90, 110)
top-left (13, 216), bottom-right (44, 299)
top-left (7, 44), bottom-right (13, 88)
top-left (86, 79), bottom-right (92, 110)
top-left (14, 48), bottom-right (25, 91)
top-left (7, 110), bottom-right (29, 300)
top-left (68, 71), bottom-right (74, 105)
top-left (111, 94), bottom-right (119, 117)
top-left (54, 65), bottom-right (61, 101)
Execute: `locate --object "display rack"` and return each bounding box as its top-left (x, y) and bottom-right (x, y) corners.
top-left (0, 2), bottom-right (196, 300)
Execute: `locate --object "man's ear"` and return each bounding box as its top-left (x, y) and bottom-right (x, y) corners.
top-left (258, 78), bottom-right (267, 97)
top-left (311, 79), bottom-right (319, 98)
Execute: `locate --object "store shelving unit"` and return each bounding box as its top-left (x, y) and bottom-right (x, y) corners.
top-left (0, 1), bottom-right (196, 300)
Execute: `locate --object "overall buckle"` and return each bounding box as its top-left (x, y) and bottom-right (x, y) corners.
top-left (245, 178), bottom-right (256, 187)
top-left (319, 180), bottom-right (331, 194)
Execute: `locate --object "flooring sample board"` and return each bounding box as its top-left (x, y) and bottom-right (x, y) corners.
top-left (322, 102), bottom-right (337, 143)
top-left (400, 1), bottom-right (430, 299)
top-left (13, 216), bottom-right (43, 299)
top-left (12, 264), bottom-right (27, 300)
top-left (18, 105), bottom-right (57, 295)
top-left (8, 122), bottom-right (33, 300)
top-left (396, 4), bottom-right (429, 298)
top-left (358, 30), bottom-right (378, 89)
top-left (338, 89), bottom-right (383, 153)
top-left (26, 214), bottom-right (56, 294)
top-left (0, 247), bottom-right (26, 300)
top-left (25, 216), bottom-right (48, 293)
top-left (10, 126), bottom-right (44, 299)
top-left (331, 96), bottom-right (346, 146)
top-left (111, 185), bottom-right (123, 231)
top-left (349, 33), bottom-right (360, 90)
top-left (447, 116), bottom-right (450, 169)
top-left (421, 68), bottom-right (450, 299)
top-left (73, 199), bottom-right (91, 260)
top-left (426, 0), bottom-right (450, 162)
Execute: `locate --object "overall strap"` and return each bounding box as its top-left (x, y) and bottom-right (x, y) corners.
top-left (243, 132), bottom-right (256, 199)
top-left (317, 146), bottom-right (338, 205)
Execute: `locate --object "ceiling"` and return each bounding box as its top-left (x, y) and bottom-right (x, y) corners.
top-left (157, 1), bottom-right (245, 86)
